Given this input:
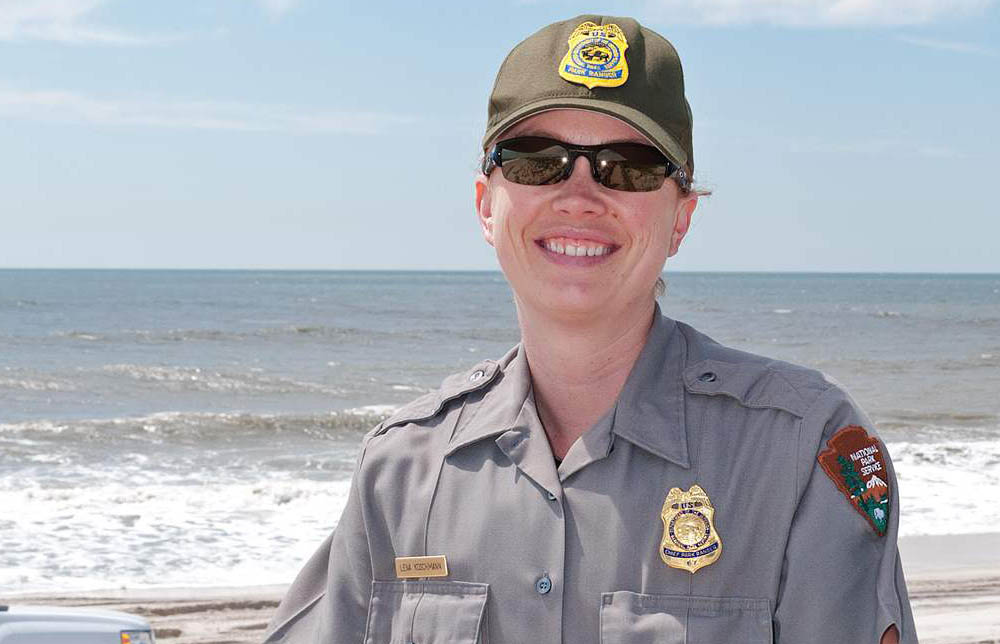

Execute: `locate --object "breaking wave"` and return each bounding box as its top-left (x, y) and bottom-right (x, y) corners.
top-left (0, 407), bottom-right (397, 443)
top-left (890, 439), bottom-right (1000, 537)
top-left (94, 364), bottom-right (347, 395)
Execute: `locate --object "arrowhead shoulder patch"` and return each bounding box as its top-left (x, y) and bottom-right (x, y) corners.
top-left (817, 425), bottom-right (891, 536)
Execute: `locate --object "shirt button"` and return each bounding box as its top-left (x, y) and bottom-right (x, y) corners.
top-left (547, 491), bottom-right (557, 501)
top-left (535, 574), bottom-right (552, 595)
top-left (469, 369), bottom-right (485, 382)
top-left (698, 371), bottom-right (718, 383)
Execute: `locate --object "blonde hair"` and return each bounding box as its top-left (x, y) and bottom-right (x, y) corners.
top-left (655, 277), bottom-right (667, 298)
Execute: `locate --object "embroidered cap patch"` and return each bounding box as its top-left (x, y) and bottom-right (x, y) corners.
top-left (558, 21), bottom-right (629, 89)
top-left (817, 425), bottom-right (890, 536)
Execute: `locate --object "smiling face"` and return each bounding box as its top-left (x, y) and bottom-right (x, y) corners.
top-left (475, 109), bottom-right (697, 324)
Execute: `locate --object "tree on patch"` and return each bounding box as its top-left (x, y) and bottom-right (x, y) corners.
top-left (837, 455), bottom-right (866, 498)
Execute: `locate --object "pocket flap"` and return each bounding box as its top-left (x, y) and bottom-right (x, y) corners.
top-left (601, 592), bottom-right (772, 644)
top-left (366, 580), bottom-right (489, 644)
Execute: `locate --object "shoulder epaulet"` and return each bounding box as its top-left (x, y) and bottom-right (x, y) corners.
top-left (682, 358), bottom-right (833, 418)
top-left (370, 359), bottom-right (503, 437)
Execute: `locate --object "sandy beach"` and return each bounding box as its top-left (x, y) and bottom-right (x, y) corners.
top-left (4, 533), bottom-right (998, 644)
top-left (895, 533), bottom-right (1000, 644)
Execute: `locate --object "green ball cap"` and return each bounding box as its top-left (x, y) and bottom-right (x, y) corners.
top-left (483, 15), bottom-right (694, 172)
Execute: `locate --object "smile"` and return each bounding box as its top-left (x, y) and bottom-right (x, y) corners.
top-left (536, 236), bottom-right (617, 257)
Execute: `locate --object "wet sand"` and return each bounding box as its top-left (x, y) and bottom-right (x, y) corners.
top-left (0, 585), bottom-right (285, 644)
top-left (898, 532), bottom-right (1000, 644)
top-left (4, 533), bottom-right (999, 644)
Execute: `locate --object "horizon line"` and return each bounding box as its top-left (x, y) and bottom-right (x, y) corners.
top-left (1, 267), bottom-right (998, 276)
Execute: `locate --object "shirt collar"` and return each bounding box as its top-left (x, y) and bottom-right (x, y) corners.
top-left (446, 302), bottom-right (690, 469)
top-left (609, 302), bottom-right (690, 468)
top-left (445, 343), bottom-right (531, 455)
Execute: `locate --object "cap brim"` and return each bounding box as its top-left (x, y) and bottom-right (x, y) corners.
top-left (482, 97), bottom-right (688, 169)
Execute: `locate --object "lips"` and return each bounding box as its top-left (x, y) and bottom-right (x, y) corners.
top-left (538, 236), bottom-right (614, 256)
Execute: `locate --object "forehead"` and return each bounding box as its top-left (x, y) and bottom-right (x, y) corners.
top-left (500, 108), bottom-right (652, 146)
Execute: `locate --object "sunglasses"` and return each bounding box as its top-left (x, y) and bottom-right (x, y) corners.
top-left (483, 136), bottom-right (689, 193)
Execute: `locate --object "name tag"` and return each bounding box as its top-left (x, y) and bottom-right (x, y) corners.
top-left (394, 555), bottom-right (449, 579)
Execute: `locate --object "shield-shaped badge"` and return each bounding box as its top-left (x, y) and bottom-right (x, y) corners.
top-left (660, 484), bottom-right (722, 573)
top-left (558, 21), bottom-right (629, 89)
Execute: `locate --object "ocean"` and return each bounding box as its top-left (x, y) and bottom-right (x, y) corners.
top-left (1, 269), bottom-right (998, 593)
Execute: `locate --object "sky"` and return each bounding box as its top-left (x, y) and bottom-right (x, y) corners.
top-left (1, 0), bottom-right (997, 272)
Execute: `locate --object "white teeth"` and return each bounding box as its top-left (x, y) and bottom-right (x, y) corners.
top-left (542, 239), bottom-right (611, 257)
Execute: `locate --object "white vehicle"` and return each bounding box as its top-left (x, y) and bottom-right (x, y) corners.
top-left (0, 604), bottom-right (154, 644)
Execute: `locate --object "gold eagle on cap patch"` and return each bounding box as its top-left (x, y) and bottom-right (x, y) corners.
top-left (660, 485), bottom-right (722, 573)
top-left (558, 21), bottom-right (629, 89)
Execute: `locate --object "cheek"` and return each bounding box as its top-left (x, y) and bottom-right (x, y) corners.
top-left (622, 200), bottom-right (675, 247)
top-left (489, 190), bottom-right (513, 246)
top-left (490, 187), bottom-right (533, 251)
top-left (648, 195), bottom-right (681, 243)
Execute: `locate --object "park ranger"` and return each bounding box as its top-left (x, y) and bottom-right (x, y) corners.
top-left (265, 15), bottom-right (916, 643)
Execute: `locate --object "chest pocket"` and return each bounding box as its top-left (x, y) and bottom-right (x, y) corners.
top-left (600, 592), bottom-right (772, 644)
top-left (365, 580), bottom-right (489, 644)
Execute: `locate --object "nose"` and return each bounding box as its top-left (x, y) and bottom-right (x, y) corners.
top-left (563, 153), bottom-right (595, 184)
top-left (551, 154), bottom-right (607, 216)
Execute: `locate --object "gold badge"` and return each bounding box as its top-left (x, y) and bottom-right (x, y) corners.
top-left (660, 485), bottom-right (722, 573)
top-left (558, 21), bottom-right (629, 89)
top-left (394, 555), bottom-right (448, 579)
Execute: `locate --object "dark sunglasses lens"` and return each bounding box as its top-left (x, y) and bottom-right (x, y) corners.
top-left (595, 144), bottom-right (668, 192)
top-left (498, 138), bottom-right (569, 186)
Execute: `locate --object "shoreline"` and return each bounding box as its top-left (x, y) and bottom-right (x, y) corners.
top-left (4, 533), bottom-right (998, 644)
top-left (898, 533), bottom-right (1000, 644)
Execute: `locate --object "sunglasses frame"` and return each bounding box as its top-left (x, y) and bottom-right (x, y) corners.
top-left (482, 136), bottom-right (690, 192)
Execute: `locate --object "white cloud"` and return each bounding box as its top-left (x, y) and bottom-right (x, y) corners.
top-left (0, 0), bottom-right (179, 44)
top-left (257, 0), bottom-right (299, 18)
top-left (644, 0), bottom-right (997, 26)
top-left (896, 35), bottom-right (997, 56)
top-left (916, 145), bottom-right (965, 159)
top-left (0, 86), bottom-right (413, 134)
top-left (0, 0), bottom-right (302, 43)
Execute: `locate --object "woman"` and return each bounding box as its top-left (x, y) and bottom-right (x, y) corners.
top-left (265, 15), bottom-right (914, 643)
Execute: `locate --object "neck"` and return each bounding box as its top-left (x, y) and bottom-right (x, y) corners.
top-left (516, 297), bottom-right (657, 460)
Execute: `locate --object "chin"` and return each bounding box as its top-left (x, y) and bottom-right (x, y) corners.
top-left (521, 282), bottom-right (619, 319)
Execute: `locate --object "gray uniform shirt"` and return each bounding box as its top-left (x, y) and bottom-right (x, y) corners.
top-left (265, 305), bottom-right (917, 643)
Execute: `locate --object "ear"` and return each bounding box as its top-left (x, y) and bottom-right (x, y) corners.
top-left (475, 173), bottom-right (495, 247)
top-left (667, 193), bottom-right (697, 257)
